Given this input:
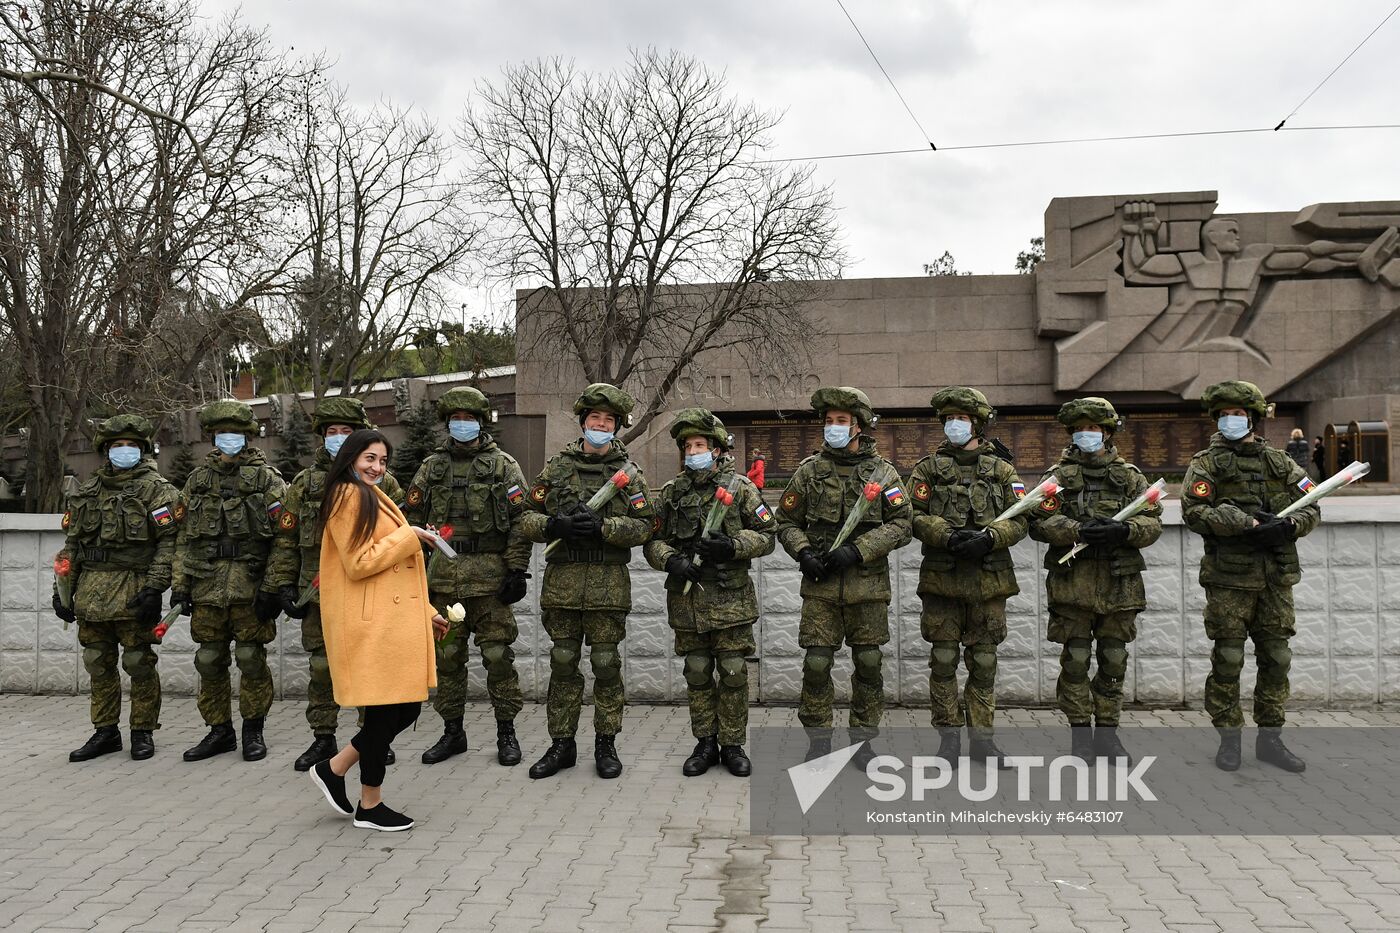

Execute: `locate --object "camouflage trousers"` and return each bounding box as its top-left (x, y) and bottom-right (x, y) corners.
top-left (78, 618), bottom-right (161, 730)
top-left (542, 609), bottom-right (627, 739)
top-left (1047, 604), bottom-right (1138, 726)
top-left (301, 606), bottom-right (337, 735)
top-left (1203, 585), bottom-right (1296, 728)
top-left (431, 592), bottom-right (523, 723)
top-left (921, 595), bottom-right (1006, 730)
top-left (798, 598), bottom-right (889, 730)
top-left (190, 604), bottom-right (276, 725)
top-left (675, 624), bottom-right (755, 747)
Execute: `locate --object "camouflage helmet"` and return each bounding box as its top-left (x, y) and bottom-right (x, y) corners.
top-left (436, 387), bottom-right (491, 423)
top-left (1056, 397), bottom-right (1124, 433)
top-left (93, 414), bottom-right (155, 453)
top-left (669, 407), bottom-right (731, 450)
top-left (573, 383), bottom-right (635, 426)
top-left (1201, 380), bottom-right (1269, 420)
top-left (198, 399), bottom-right (258, 436)
top-left (810, 386), bottom-right (876, 427)
top-left (930, 386), bottom-right (995, 428)
top-left (312, 397), bottom-right (369, 434)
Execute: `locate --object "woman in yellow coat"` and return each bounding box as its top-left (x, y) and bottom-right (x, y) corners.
top-left (308, 429), bottom-right (447, 831)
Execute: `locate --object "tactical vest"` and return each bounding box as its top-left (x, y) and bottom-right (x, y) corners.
top-left (68, 472), bottom-right (166, 570)
top-left (540, 455), bottom-right (636, 565)
top-left (419, 449), bottom-right (512, 552)
top-left (1200, 444), bottom-right (1302, 583)
top-left (660, 469), bottom-right (751, 586)
top-left (183, 462), bottom-right (278, 561)
top-left (919, 453), bottom-right (1015, 575)
top-left (797, 453), bottom-right (892, 552)
top-left (1042, 458), bottom-right (1146, 575)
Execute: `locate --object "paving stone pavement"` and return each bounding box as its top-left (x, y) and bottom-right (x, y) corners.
top-left (4, 695), bottom-right (1400, 932)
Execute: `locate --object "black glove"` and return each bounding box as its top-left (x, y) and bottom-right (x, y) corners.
top-left (52, 592), bottom-right (76, 625)
top-left (1079, 519), bottom-right (1130, 546)
top-left (125, 586), bottom-right (163, 626)
top-left (1246, 513), bottom-right (1296, 548)
top-left (498, 569), bottom-right (531, 605)
top-left (169, 590), bottom-right (192, 616)
top-left (945, 528), bottom-right (976, 554)
top-left (545, 513), bottom-right (573, 541)
top-left (798, 548), bottom-right (827, 583)
top-left (964, 530), bottom-right (997, 559)
top-left (695, 531), bottom-right (736, 563)
top-left (823, 543), bottom-right (862, 573)
top-left (254, 588), bottom-right (283, 623)
top-left (569, 505), bottom-right (603, 541)
top-left (280, 585), bottom-right (308, 620)
top-left (665, 554), bottom-right (703, 588)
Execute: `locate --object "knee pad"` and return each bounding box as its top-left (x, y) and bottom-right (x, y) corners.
top-left (1256, 638), bottom-right (1292, 676)
top-left (479, 642), bottom-right (512, 670)
top-left (194, 645), bottom-right (227, 679)
top-left (120, 646), bottom-right (155, 678)
top-left (590, 643), bottom-right (621, 686)
top-left (550, 639), bottom-right (581, 676)
top-left (683, 651), bottom-right (715, 688)
top-left (1212, 638), bottom-right (1247, 680)
top-left (928, 641), bottom-right (960, 681)
top-left (233, 642), bottom-right (266, 677)
top-left (308, 651), bottom-right (331, 679)
top-left (82, 646), bottom-right (111, 676)
top-left (967, 644), bottom-right (998, 689)
top-left (437, 638), bottom-right (466, 668)
top-left (802, 647), bottom-right (835, 686)
top-left (1060, 638), bottom-right (1092, 683)
top-left (1097, 638), bottom-right (1129, 681)
top-left (851, 645), bottom-right (883, 684)
top-left (717, 653), bottom-right (748, 690)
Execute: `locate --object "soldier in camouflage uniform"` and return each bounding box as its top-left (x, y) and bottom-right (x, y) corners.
top-left (172, 400), bottom-right (287, 763)
top-left (263, 397), bottom-right (404, 771)
top-left (54, 415), bottom-right (181, 762)
top-left (906, 388), bottom-right (1027, 767)
top-left (1028, 398), bottom-right (1162, 764)
top-left (1182, 381), bottom-right (1320, 773)
top-left (643, 409), bottom-right (775, 777)
top-left (776, 387), bottom-right (912, 763)
top-left (404, 387), bottom-right (532, 767)
top-left (519, 384), bottom-right (655, 780)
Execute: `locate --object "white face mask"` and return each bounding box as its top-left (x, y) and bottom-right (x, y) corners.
top-left (449, 419), bottom-right (481, 443)
top-left (823, 425), bottom-right (851, 448)
top-left (684, 450), bottom-right (714, 472)
top-left (943, 420), bottom-right (973, 447)
top-left (108, 446), bottom-right (142, 469)
top-left (213, 432), bottom-right (246, 457)
top-left (1072, 430), bottom-right (1105, 453)
top-left (583, 428), bottom-right (614, 448)
top-left (1218, 415), bottom-right (1251, 441)
top-left (324, 434), bottom-right (347, 458)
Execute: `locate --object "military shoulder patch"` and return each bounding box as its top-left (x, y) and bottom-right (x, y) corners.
top-left (628, 489), bottom-right (648, 511)
top-left (61, 510), bottom-right (71, 530)
top-left (754, 502), bottom-right (773, 523)
top-left (912, 481), bottom-right (930, 502)
top-left (884, 485), bottom-right (906, 507)
top-left (279, 511), bottom-right (298, 531)
top-left (1190, 479), bottom-right (1213, 498)
top-left (506, 483), bottom-right (525, 505)
top-left (406, 487), bottom-right (424, 507)
top-left (1012, 482), bottom-right (1026, 499)
top-left (151, 505), bottom-right (174, 527)
top-left (530, 484), bottom-right (548, 503)
top-left (781, 490), bottom-right (801, 513)
top-left (1039, 495), bottom-right (1060, 513)
top-left (173, 503), bottom-right (187, 522)
top-left (266, 499), bottom-right (283, 517)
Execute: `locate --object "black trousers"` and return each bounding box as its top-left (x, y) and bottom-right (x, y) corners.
top-left (351, 702), bottom-right (421, 787)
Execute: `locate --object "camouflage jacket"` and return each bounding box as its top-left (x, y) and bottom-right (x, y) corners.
top-left (402, 436), bottom-right (531, 598)
top-left (261, 447), bottom-right (404, 601)
top-left (643, 456), bottom-right (776, 631)
top-left (519, 438), bottom-right (654, 612)
top-left (172, 447), bottom-right (286, 607)
top-left (776, 435), bottom-right (913, 605)
top-left (907, 442), bottom-right (1027, 601)
top-left (1027, 445), bottom-right (1163, 613)
top-left (1182, 433), bottom-right (1321, 591)
top-left (58, 459), bottom-right (180, 623)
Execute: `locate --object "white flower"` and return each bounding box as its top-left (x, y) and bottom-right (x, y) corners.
top-left (447, 603), bottom-right (466, 623)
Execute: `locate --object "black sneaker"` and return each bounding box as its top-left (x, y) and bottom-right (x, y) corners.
top-left (310, 760), bottom-right (353, 816)
top-left (353, 802), bottom-right (414, 832)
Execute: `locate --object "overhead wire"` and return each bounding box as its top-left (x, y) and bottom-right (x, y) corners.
top-left (832, 0), bottom-right (937, 150)
top-left (1275, 1), bottom-right (1400, 130)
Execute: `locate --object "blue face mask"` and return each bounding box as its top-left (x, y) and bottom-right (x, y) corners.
top-left (214, 432), bottom-right (246, 457)
top-left (583, 428), bottom-right (614, 448)
top-left (684, 450), bottom-right (714, 472)
top-left (943, 419), bottom-right (973, 447)
top-left (353, 469), bottom-right (384, 486)
top-left (1218, 415), bottom-right (1251, 441)
top-left (323, 434), bottom-right (347, 458)
top-left (823, 425), bottom-right (852, 449)
top-left (1072, 430), bottom-right (1105, 453)
top-left (448, 419), bottom-right (481, 443)
top-left (108, 446), bottom-right (142, 469)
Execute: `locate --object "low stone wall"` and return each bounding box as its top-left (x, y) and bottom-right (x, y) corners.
top-left (3, 510), bottom-right (1397, 707)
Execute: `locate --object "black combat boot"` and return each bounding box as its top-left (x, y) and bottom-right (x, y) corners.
top-left (70, 726), bottom-right (122, 762)
top-left (682, 736), bottom-right (720, 776)
top-left (421, 717), bottom-right (469, 764)
top-left (129, 730), bottom-right (155, 761)
top-left (804, 728), bottom-right (832, 763)
top-left (1214, 728), bottom-right (1242, 771)
top-left (720, 745), bottom-right (752, 777)
top-left (1256, 727), bottom-right (1306, 773)
top-left (294, 734), bottom-right (338, 772)
top-left (849, 729), bottom-right (878, 774)
top-left (242, 718), bottom-right (268, 761)
top-left (528, 738), bottom-right (577, 779)
top-left (969, 731), bottom-right (1011, 770)
top-left (184, 723), bottom-right (237, 762)
top-left (594, 733), bottom-right (623, 779)
top-left (1093, 724), bottom-right (1132, 766)
top-left (936, 728), bottom-right (962, 769)
top-left (1070, 724), bottom-right (1094, 762)
top-left (496, 720), bottom-right (522, 767)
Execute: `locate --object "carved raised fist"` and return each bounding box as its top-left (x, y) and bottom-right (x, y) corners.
top-left (1121, 200), bottom-right (1160, 237)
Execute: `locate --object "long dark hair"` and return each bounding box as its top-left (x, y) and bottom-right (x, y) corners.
top-left (319, 429), bottom-right (394, 550)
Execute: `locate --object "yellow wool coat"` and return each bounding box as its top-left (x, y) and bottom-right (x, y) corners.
top-left (319, 484), bottom-right (436, 707)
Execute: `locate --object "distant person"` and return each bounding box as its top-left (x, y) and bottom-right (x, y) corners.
top-left (746, 453), bottom-right (766, 489)
top-left (1311, 437), bottom-right (1325, 479)
top-left (1338, 439), bottom-right (1353, 470)
top-left (1285, 429), bottom-right (1309, 471)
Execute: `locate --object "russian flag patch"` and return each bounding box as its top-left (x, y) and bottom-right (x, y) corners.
top-left (151, 505), bottom-right (173, 527)
top-left (507, 484), bottom-right (525, 504)
top-left (628, 490), bottom-right (647, 510)
top-left (754, 503), bottom-right (772, 522)
top-left (267, 500), bottom-right (283, 517)
top-left (1012, 482), bottom-right (1026, 499)
top-left (1297, 476), bottom-right (1315, 492)
top-left (884, 485), bottom-right (906, 507)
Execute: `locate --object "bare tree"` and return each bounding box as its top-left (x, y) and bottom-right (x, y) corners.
top-left (460, 49), bottom-right (846, 442)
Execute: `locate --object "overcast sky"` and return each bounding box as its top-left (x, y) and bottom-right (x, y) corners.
top-left (205, 0), bottom-right (1398, 300)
